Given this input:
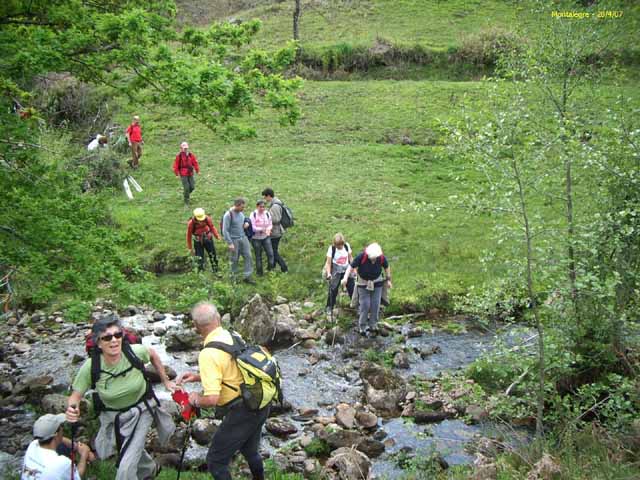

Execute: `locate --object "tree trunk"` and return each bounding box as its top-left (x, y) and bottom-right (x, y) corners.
top-left (293, 0), bottom-right (301, 41)
top-left (513, 159), bottom-right (545, 438)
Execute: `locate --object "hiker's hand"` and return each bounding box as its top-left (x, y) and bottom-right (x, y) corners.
top-left (177, 372), bottom-right (200, 385)
top-left (76, 442), bottom-right (91, 459)
top-left (340, 279), bottom-right (347, 289)
top-left (228, 243), bottom-right (235, 251)
top-left (243, 223), bottom-right (249, 230)
top-left (188, 247), bottom-right (194, 255)
top-left (386, 279), bottom-right (393, 289)
top-left (65, 404), bottom-right (80, 423)
top-left (163, 380), bottom-right (176, 392)
top-left (188, 392), bottom-right (201, 408)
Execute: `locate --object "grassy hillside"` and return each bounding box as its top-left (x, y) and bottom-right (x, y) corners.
top-left (34, 0), bottom-right (638, 315)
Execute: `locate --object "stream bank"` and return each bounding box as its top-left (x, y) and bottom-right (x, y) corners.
top-left (0, 296), bottom-right (530, 478)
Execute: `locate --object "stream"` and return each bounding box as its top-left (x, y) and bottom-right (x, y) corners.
top-left (10, 311), bottom-right (531, 478)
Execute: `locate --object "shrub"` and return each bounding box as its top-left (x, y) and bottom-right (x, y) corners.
top-left (455, 27), bottom-right (522, 67)
top-left (32, 73), bottom-right (117, 134)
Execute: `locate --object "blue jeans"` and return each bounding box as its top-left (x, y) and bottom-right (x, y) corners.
top-left (358, 285), bottom-right (383, 331)
top-left (230, 237), bottom-right (253, 279)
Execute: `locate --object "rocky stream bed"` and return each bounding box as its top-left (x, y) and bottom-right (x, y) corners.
top-left (0, 295), bottom-right (531, 479)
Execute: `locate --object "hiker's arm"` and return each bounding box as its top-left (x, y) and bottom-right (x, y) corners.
top-left (186, 220), bottom-right (193, 251)
top-left (192, 155), bottom-right (200, 174)
top-left (222, 214), bottom-right (233, 245)
top-left (75, 442), bottom-right (91, 478)
top-left (65, 391), bottom-right (83, 422)
top-left (176, 372), bottom-right (201, 384)
top-left (271, 204), bottom-right (282, 225)
top-left (189, 392), bottom-right (220, 408)
top-left (148, 347), bottom-right (176, 392)
top-left (324, 255), bottom-right (332, 279)
top-left (341, 265), bottom-right (354, 286)
top-left (385, 265), bottom-right (392, 289)
top-left (173, 155), bottom-right (180, 176)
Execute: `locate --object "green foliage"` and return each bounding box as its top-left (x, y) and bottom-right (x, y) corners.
top-left (364, 347), bottom-right (395, 369)
top-left (303, 438), bottom-right (330, 458)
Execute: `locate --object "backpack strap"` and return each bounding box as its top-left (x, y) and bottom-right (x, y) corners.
top-left (89, 340), bottom-right (157, 416)
top-left (204, 335), bottom-right (246, 392)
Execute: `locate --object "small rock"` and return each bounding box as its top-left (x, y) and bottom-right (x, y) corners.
top-left (355, 411), bottom-right (378, 429)
top-left (303, 301), bottom-right (315, 309)
top-left (71, 354), bottom-right (85, 364)
top-left (392, 352), bottom-right (410, 369)
top-left (13, 343), bottom-right (31, 354)
top-left (275, 296), bottom-right (288, 305)
top-left (221, 313), bottom-right (231, 324)
top-left (265, 418), bottom-right (298, 437)
top-left (153, 325), bottom-right (167, 336)
top-left (122, 305), bottom-right (141, 316)
top-left (413, 410), bottom-right (454, 423)
top-left (335, 404), bottom-right (357, 429)
top-left (152, 312), bottom-right (166, 322)
top-left (191, 418), bottom-right (218, 445)
top-left (407, 327), bottom-right (425, 338)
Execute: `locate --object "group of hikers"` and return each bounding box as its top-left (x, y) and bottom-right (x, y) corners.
top-left (187, 188), bottom-right (289, 284)
top-left (23, 115), bottom-right (394, 479)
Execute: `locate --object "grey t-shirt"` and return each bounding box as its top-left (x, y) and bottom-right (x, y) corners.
top-left (222, 209), bottom-right (246, 243)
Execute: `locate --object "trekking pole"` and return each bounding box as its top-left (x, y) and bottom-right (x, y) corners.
top-left (176, 417), bottom-right (193, 480)
top-left (69, 404), bottom-right (78, 480)
top-left (172, 389), bottom-right (198, 480)
top-left (330, 275), bottom-right (341, 348)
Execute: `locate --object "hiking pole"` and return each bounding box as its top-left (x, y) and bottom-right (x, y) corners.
top-left (172, 389), bottom-right (199, 480)
top-left (69, 404), bottom-right (78, 480)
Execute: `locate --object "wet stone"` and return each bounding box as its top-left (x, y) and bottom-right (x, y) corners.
top-left (266, 418), bottom-right (298, 437)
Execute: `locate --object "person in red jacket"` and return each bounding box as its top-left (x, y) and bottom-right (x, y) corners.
top-left (125, 115), bottom-right (143, 168)
top-left (187, 208), bottom-right (220, 272)
top-left (173, 141), bottom-right (200, 205)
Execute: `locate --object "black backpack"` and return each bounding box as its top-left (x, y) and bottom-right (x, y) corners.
top-left (331, 242), bottom-right (351, 260)
top-left (89, 338), bottom-right (158, 415)
top-left (273, 199), bottom-right (294, 229)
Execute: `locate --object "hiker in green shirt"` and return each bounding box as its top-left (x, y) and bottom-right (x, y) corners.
top-left (65, 315), bottom-right (175, 480)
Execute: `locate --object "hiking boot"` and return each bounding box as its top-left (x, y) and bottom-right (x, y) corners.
top-left (243, 277), bottom-right (256, 285)
top-left (326, 307), bottom-right (333, 316)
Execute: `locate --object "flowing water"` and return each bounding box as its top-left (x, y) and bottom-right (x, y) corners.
top-left (15, 313), bottom-right (530, 477)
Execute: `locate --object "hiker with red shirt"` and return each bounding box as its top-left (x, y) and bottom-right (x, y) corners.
top-left (341, 242), bottom-right (392, 337)
top-left (125, 115), bottom-right (143, 168)
top-left (187, 208), bottom-right (220, 272)
top-left (173, 141), bottom-right (200, 205)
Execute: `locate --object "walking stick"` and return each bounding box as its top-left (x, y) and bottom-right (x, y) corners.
top-left (172, 390), bottom-right (198, 480)
top-left (70, 404), bottom-right (78, 480)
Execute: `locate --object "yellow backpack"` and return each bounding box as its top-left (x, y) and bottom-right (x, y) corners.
top-left (205, 331), bottom-right (283, 410)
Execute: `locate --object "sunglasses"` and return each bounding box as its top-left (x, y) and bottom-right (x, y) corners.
top-left (100, 331), bottom-right (124, 342)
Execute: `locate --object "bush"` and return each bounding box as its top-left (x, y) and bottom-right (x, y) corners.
top-left (32, 73), bottom-right (117, 134)
top-left (454, 27), bottom-right (522, 68)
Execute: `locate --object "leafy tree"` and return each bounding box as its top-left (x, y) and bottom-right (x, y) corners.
top-left (0, 0), bottom-right (301, 308)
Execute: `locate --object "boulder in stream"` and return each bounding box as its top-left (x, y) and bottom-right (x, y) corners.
top-left (164, 327), bottom-right (201, 352)
top-left (359, 362), bottom-right (406, 417)
top-left (326, 447), bottom-right (371, 480)
top-left (236, 294), bottom-right (276, 346)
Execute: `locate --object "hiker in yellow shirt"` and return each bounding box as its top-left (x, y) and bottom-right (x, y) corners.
top-left (177, 302), bottom-right (270, 480)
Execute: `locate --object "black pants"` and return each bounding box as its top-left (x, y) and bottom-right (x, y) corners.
top-left (251, 237), bottom-right (274, 276)
top-left (207, 402), bottom-right (270, 480)
top-left (270, 236), bottom-right (288, 273)
top-left (326, 271), bottom-right (355, 309)
top-left (194, 237), bottom-right (218, 272)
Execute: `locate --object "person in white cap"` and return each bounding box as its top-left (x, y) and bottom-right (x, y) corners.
top-left (341, 242), bottom-right (392, 336)
top-left (21, 413), bottom-right (92, 480)
top-left (173, 141), bottom-right (200, 205)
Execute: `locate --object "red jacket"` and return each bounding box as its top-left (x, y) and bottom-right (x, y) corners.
top-left (173, 152), bottom-right (200, 177)
top-left (186, 216), bottom-right (220, 248)
top-left (126, 123), bottom-right (142, 142)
